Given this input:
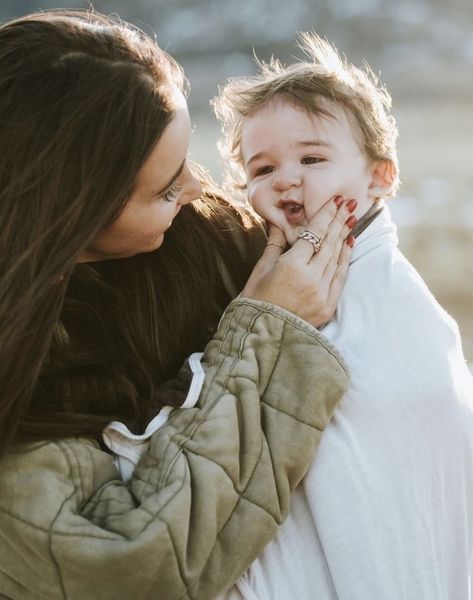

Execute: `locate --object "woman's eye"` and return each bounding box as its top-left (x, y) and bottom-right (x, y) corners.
top-left (162, 181), bottom-right (182, 203)
top-left (254, 165), bottom-right (274, 177)
top-left (302, 156), bottom-right (324, 165)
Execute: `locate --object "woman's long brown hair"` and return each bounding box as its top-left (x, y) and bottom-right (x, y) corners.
top-left (0, 11), bottom-right (266, 456)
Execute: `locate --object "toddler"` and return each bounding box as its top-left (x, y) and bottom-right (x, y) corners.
top-left (214, 33), bottom-right (473, 599)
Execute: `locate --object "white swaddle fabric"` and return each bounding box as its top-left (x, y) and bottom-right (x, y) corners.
top-left (226, 206), bottom-right (473, 600)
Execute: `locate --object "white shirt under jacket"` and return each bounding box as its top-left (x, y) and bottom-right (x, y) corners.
top-left (223, 206), bottom-right (473, 600)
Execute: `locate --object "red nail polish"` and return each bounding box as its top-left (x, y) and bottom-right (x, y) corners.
top-left (346, 235), bottom-right (355, 248)
top-left (346, 199), bottom-right (358, 212)
top-left (346, 215), bottom-right (357, 228)
top-left (333, 195), bottom-right (343, 208)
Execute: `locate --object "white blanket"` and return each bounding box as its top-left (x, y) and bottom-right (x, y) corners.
top-left (226, 206), bottom-right (473, 599)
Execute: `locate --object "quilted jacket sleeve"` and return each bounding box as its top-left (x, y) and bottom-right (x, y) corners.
top-left (0, 298), bottom-right (348, 600)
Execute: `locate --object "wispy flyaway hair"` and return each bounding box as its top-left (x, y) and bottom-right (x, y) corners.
top-left (214, 32), bottom-right (399, 194)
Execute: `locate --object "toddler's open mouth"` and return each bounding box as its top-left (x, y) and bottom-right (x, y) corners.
top-left (278, 200), bottom-right (306, 225)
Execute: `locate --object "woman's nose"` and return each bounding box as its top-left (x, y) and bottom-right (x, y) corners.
top-left (178, 168), bottom-right (202, 206)
top-left (272, 171), bottom-right (302, 192)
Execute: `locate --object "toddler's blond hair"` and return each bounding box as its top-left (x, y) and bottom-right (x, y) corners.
top-left (213, 32), bottom-right (399, 196)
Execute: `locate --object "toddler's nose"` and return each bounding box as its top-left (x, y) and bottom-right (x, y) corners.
top-left (272, 172), bottom-right (302, 192)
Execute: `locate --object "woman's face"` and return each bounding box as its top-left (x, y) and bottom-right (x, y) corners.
top-left (79, 88), bottom-right (202, 262)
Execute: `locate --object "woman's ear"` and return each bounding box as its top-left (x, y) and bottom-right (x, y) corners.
top-left (368, 160), bottom-right (397, 199)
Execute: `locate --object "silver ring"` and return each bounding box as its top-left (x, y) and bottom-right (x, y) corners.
top-left (298, 230), bottom-right (323, 254)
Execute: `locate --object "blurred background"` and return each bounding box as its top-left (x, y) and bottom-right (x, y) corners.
top-left (2, 0), bottom-right (472, 363)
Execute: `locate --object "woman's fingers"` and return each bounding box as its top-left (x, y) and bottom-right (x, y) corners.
top-left (310, 236), bottom-right (353, 327)
top-left (323, 230), bottom-right (354, 281)
top-left (319, 202), bottom-right (355, 258)
top-left (264, 223), bottom-right (287, 254)
top-left (241, 224), bottom-right (285, 297)
top-left (307, 198), bottom-right (357, 271)
top-left (241, 197), bottom-right (357, 327)
top-left (318, 210), bottom-right (356, 279)
top-left (289, 196), bottom-right (339, 263)
top-left (325, 236), bottom-right (353, 310)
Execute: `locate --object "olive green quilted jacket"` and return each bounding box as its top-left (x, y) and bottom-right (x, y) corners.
top-left (0, 298), bottom-right (348, 600)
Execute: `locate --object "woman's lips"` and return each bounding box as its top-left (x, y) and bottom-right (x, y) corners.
top-left (278, 200), bottom-right (306, 225)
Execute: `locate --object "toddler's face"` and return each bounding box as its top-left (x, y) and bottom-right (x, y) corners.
top-left (241, 97), bottom-right (376, 244)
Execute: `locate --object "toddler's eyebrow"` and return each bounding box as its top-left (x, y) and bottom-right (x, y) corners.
top-left (298, 139), bottom-right (333, 149)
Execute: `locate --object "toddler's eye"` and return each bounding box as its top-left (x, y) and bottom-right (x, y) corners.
top-left (162, 181), bottom-right (182, 202)
top-left (254, 165), bottom-right (274, 177)
top-left (302, 156), bottom-right (324, 165)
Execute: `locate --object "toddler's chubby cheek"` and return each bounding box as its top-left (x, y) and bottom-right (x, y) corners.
top-left (248, 193), bottom-right (282, 227)
top-left (248, 192), bottom-right (269, 219)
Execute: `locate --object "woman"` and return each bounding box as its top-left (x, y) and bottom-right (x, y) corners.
top-left (0, 10), bottom-right (355, 600)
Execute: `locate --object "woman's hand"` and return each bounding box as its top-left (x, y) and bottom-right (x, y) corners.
top-left (241, 197), bottom-right (356, 328)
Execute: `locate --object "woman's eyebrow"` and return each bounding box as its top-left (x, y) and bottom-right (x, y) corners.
top-left (155, 160), bottom-right (185, 195)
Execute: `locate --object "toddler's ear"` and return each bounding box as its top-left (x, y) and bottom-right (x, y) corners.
top-left (368, 160), bottom-right (397, 199)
